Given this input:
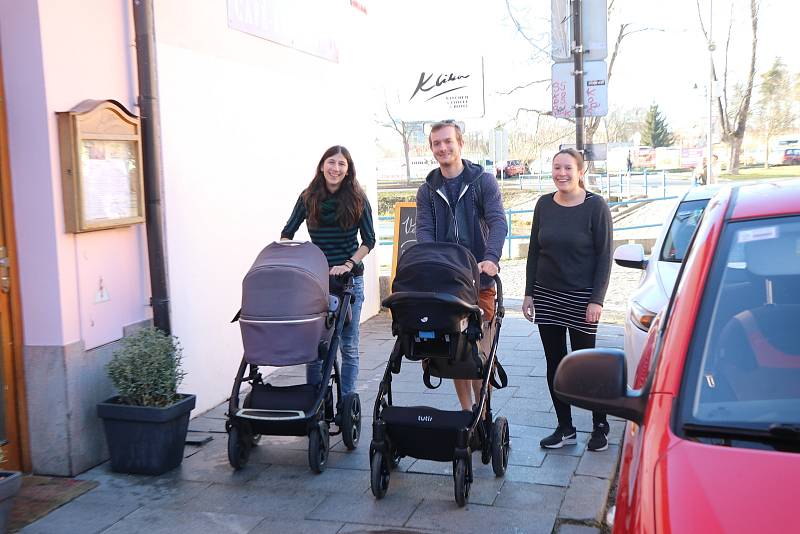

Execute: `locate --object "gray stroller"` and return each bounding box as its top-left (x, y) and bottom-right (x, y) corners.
top-left (227, 241), bottom-right (360, 473)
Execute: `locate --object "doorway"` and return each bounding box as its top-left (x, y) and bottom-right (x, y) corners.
top-left (0, 54), bottom-right (30, 472)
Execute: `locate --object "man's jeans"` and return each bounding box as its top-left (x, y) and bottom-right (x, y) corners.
top-left (306, 275), bottom-right (364, 397)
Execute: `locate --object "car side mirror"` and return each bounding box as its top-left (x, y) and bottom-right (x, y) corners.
top-left (614, 243), bottom-right (647, 270)
top-left (554, 348), bottom-right (648, 425)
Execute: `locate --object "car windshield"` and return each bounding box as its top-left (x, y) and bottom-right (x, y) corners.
top-left (660, 198), bottom-right (709, 262)
top-left (680, 216), bottom-right (800, 434)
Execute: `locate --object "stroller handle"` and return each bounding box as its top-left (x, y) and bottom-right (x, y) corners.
top-left (491, 274), bottom-right (504, 318)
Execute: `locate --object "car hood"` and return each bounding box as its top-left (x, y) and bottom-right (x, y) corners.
top-left (656, 439), bottom-right (800, 533)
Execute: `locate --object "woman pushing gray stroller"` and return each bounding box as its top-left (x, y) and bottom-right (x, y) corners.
top-left (226, 145), bottom-right (375, 473)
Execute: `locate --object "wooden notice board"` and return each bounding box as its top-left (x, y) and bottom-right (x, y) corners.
top-left (390, 202), bottom-right (417, 284)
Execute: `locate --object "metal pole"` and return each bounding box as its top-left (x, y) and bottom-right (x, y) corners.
top-left (707, 0), bottom-right (714, 184)
top-left (571, 0), bottom-right (585, 151)
top-left (132, 0), bottom-right (171, 334)
top-left (506, 212), bottom-right (512, 259)
top-left (643, 169), bottom-right (648, 196)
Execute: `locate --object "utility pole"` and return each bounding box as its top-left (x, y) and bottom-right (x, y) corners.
top-left (571, 0), bottom-right (585, 152)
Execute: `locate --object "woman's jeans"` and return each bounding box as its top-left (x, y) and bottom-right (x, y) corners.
top-left (306, 275), bottom-right (364, 397)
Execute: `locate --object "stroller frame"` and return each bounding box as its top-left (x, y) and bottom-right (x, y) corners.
top-left (226, 273), bottom-right (361, 473)
top-left (370, 275), bottom-right (509, 506)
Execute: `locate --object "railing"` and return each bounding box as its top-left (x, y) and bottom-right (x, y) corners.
top-left (497, 170), bottom-right (671, 199)
top-left (378, 172), bottom-right (692, 257)
top-left (497, 195), bottom-right (677, 258)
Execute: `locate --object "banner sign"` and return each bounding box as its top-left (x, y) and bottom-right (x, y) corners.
top-left (395, 58), bottom-right (485, 121)
top-left (227, 0), bottom-right (340, 63)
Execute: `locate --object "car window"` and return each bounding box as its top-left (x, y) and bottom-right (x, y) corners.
top-left (660, 198), bottom-right (710, 262)
top-left (680, 216), bottom-right (800, 435)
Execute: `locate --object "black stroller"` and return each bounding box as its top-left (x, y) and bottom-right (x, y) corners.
top-left (370, 242), bottom-right (509, 506)
top-left (226, 241), bottom-right (361, 473)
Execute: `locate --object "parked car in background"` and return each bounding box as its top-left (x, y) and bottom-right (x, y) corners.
top-left (556, 179), bottom-right (800, 533)
top-left (782, 148), bottom-right (800, 165)
top-left (503, 160), bottom-right (527, 177)
top-left (613, 185), bottom-right (720, 385)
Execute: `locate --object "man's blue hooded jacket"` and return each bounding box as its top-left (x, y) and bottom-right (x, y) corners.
top-left (415, 159), bottom-right (508, 288)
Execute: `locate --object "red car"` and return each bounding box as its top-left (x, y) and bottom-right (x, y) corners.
top-left (782, 148), bottom-right (800, 165)
top-left (555, 180), bottom-right (800, 533)
top-left (503, 160), bottom-right (527, 177)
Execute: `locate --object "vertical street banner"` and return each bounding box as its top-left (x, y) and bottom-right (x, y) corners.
top-left (395, 57), bottom-right (485, 121)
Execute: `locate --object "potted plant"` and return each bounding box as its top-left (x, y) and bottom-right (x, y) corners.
top-left (97, 326), bottom-right (195, 476)
top-left (0, 449), bottom-right (22, 533)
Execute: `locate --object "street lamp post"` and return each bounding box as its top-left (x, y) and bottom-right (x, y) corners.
top-left (707, 0), bottom-right (715, 184)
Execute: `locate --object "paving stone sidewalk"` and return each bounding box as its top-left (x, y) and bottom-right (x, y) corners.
top-left (21, 307), bottom-right (623, 534)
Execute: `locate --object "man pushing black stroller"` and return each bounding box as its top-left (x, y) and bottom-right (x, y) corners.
top-left (371, 242), bottom-right (509, 506)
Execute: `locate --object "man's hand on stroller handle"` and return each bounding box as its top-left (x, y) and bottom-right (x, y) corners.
top-left (478, 260), bottom-right (499, 277)
top-left (522, 296), bottom-right (534, 322)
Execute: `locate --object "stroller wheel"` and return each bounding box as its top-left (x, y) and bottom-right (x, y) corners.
top-left (453, 458), bottom-right (470, 507)
top-left (491, 416), bottom-right (510, 477)
top-left (308, 422), bottom-right (329, 474)
top-left (370, 451), bottom-right (390, 499)
top-left (227, 426), bottom-right (250, 470)
top-left (340, 393), bottom-right (361, 450)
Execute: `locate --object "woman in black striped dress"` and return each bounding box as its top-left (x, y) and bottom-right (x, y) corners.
top-left (522, 148), bottom-right (613, 452)
top-left (281, 145), bottom-right (376, 399)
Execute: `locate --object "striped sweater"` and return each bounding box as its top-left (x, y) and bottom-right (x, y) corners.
top-left (281, 193), bottom-right (376, 274)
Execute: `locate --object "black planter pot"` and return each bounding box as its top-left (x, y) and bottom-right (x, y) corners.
top-left (0, 471), bottom-right (22, 533)
top-left (97, 393), bottom-right (196, 476)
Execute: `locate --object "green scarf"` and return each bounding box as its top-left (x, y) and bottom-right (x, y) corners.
top-left (319, 195), bottom-right (339, 227)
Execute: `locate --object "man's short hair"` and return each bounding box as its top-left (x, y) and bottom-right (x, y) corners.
top-left (428, 120), bottom-right (463, 146)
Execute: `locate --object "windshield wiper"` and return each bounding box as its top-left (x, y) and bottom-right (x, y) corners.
top-left (683, 422), bottom-right (800, 444)
top-left (769, 424), bottom-right (800, 439)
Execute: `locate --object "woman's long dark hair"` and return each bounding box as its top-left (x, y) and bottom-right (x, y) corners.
top-left (303, 145), bottom-right (365, 229)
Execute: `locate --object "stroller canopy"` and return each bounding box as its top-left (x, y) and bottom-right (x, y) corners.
top-left (392, 242), bottom-right (479, 304)
top-left (241, 241), bottom-right (329, 319)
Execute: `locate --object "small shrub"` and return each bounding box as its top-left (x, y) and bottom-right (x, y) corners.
top-left (107, 327), bottom-right (186, 407)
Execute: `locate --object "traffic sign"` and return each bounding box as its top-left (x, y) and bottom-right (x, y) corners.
top-left (551, 60), bottom-right (608, 118)
top-left (560, 143), bottom-right (607, 161)
top-left (551, 0), bottom-right (607, 62)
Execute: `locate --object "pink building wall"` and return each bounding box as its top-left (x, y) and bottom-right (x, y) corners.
top-left (2, 0), bottom-right (150, 350)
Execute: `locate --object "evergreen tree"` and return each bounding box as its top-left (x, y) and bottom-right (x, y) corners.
top-left (640, 104), bottom-right (675, 147)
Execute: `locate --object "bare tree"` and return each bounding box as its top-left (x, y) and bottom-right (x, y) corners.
top-left (602, 106), bottom-right (647, 143)
top-left (755, 57), bottom-right (795, 167)
top-left (504, 0), bottom-right (657, 170)
top-left (697, 0), bottom-right (760, 174)
top-left (380, 103), bottom-right (413, 184)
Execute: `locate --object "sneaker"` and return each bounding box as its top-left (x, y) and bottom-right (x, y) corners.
top-left (587, 422), bottom-right (610, 452)
top-left (540, 426), bottom-right (577, 449)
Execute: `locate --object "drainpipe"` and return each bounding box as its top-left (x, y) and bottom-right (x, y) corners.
top-left (132, 0), bottom-right (170, 334)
